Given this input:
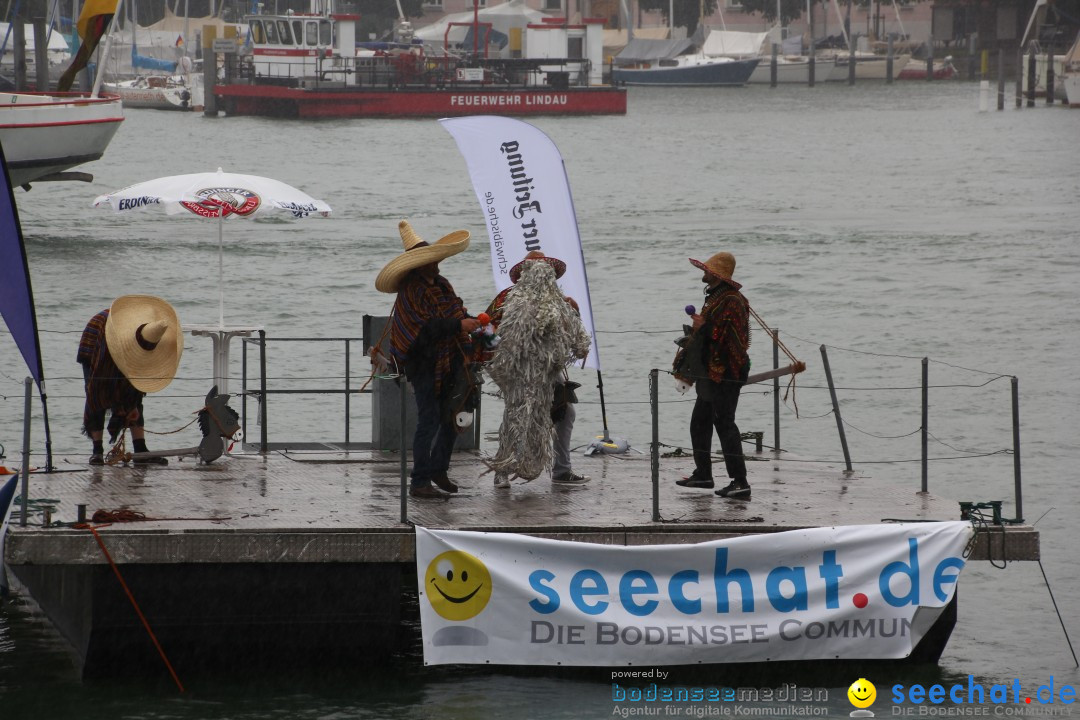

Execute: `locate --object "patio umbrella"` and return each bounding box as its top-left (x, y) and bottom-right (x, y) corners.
top-left (92, 168), bottom-right (331, 328)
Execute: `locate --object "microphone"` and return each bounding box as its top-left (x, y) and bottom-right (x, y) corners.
top-left (685, 305), bottom-right (696, 316)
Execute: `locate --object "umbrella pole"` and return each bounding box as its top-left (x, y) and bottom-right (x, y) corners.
top-left (218, 210), bottom-right (224, 328)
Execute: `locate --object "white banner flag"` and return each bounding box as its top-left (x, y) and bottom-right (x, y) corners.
top-left (440, 116), bottom-right (600, 370)
top-left (416, 522), bottom-right (974, 666)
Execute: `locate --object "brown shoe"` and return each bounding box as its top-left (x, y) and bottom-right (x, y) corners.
top-left (431, 471), bottom-right (458, 493)
top-left (410, 484), bottom-right (449, 499)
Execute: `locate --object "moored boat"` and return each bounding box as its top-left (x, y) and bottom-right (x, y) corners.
top-left (103, 73), bottom-right (204, 111)
top-left (611, 53), bottom-right (760, 86)
top-left (896, 56), bottom-right (956, 80)
top-left (0, 91), bottom-right (124, 188)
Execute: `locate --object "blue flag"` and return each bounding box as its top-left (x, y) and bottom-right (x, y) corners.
top-left (0, 140), bottom-right (44, 387)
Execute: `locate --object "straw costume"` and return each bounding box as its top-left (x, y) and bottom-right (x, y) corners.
top-left (376, 220), bottom-right (478, 498)
top-left (485, 259), bottom-right (591, 482)
top-left (77, 295), bottom-right (183, 465)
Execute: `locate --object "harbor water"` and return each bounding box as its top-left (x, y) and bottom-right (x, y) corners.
top-left (1, 81), bottom-right (1078, 717)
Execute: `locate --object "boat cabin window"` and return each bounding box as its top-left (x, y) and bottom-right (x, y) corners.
top-left (292, 20), bottom-right (304, 44)
top-left (265, 20), bottom-right (278, 44)
top-left (320, 20), bottom-right (331, 45)
top-left (306, 21), bottom-right (319, 46)
top-left (251, 19), bottom-right (266, 44)
top-left (277, 20), bottom-right (293, 45)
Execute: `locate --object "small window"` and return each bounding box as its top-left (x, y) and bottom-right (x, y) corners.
top-left (293, 20), bottom-right (304, 44)
top-left (251, 19), bottom-right (266, 44)
top-left (542, 0), bottom-right (561, 10)
top-left (265, 20), bottom-right (279, 44)
top-left (307, 21), bottom-right (319, 46)
top-left (423, 0), bottom-right (443, 7)
top-left (320, 20), bottom-right (331, 45)
top-left (277, 20), bottom-right (293, 45)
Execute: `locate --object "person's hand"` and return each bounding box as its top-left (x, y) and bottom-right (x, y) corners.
top-left (461, 317), bottom-right (482, 333)
top-left (691, 313), bottom-right (704, 331)
top-left (565, 296), bottom-right (580, 312)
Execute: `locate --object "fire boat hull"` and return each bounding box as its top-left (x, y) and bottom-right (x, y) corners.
top-left (213, 83), bottom-right (627, 119)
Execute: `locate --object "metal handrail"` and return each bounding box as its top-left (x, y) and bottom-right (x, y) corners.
top-left (240, 335), bottom-right (364, 447)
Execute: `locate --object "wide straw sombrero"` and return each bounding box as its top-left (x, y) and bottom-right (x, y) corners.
top-left (509, 250), bottom-right (567, 284)
top-left (375, 220), bottom-right (470, 293)
top-left (104, 295), bottom-right (184, 393)
top-left (689, 252), bottom-right (741, 290)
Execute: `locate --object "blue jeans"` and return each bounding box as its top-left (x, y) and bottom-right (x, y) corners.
top-left (409, 367), bottom-right (457, 489)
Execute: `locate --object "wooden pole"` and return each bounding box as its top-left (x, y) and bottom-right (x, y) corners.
top-left (33, 18), bottom-right (49, 91)
top-left (771, 42), bottom-right (778, 87)
top-left (997, 48), bottom-right (1005, 111)
top-left (1027, 47), bottom-right (1036, 107)
top-left (1046, 49), bottom-right (1054, 104)
top-left (1015, 47), bottom-right (1023, 108)
top-left (745, 361), bottom-right (805, 386)
top-left (13, 21), bottom-right (26, 91)
top-left (886, 35), bottom-right (893, 84)
top-left (808, 39), bottom-right (815, 87)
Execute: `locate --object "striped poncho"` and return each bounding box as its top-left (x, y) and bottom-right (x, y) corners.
top-left (389, 272), bottom-right (470, 393)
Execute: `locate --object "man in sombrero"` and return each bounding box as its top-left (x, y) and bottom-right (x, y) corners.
top-left (77, 295), bottom-right (184, 465)
top-left (376, 220), bottom-right (482, 499)
top-left (672, 252), bottom-right (752, 500)
top-left (484, 251), bottom-right (591, 489)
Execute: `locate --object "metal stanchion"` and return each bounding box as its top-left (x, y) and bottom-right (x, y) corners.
top-left (650, 369), bottom-right (660, 523)
top-left (819, 346), bottom-right (852, 472)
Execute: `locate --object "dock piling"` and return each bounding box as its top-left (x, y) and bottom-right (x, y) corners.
top-left (997, 49), bottom-right (1005, 111)
top-left (1046, 50), bottom-right (1055, 105)
top-left (1027, 48), bottom-right (1036, 107)
top-left (886, 37), bottom-right (893, 84)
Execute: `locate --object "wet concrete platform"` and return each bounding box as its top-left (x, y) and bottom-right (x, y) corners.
top-left (5, 447), bottom-right (1038, 564)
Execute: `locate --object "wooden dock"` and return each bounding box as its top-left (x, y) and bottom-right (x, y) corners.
top-left (2, 447), bottom-right (1039, 677)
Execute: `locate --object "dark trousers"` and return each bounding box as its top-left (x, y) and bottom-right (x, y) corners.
top-left (409, 366), bottom-right (457, 489)
top-left (690, 377), bottom-right (746, 482)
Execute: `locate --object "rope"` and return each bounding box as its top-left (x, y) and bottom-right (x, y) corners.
top-left (74, 522), bottom-right (185, 693)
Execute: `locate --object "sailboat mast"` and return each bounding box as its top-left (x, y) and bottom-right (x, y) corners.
top-left (91, 0), bottom-right (124, 95)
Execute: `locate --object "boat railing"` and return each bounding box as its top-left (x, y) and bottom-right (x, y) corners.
top-left (232, 50), bottom-right (593, 90)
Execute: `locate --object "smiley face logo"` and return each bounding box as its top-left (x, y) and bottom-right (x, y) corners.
top-left (425, 551), bottom-right (492, 621)
top-left (848, 678), bottom-right (877, 709)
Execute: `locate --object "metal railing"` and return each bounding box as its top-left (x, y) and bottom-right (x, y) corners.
top-left (240, 332), bottom-right (365, 451)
